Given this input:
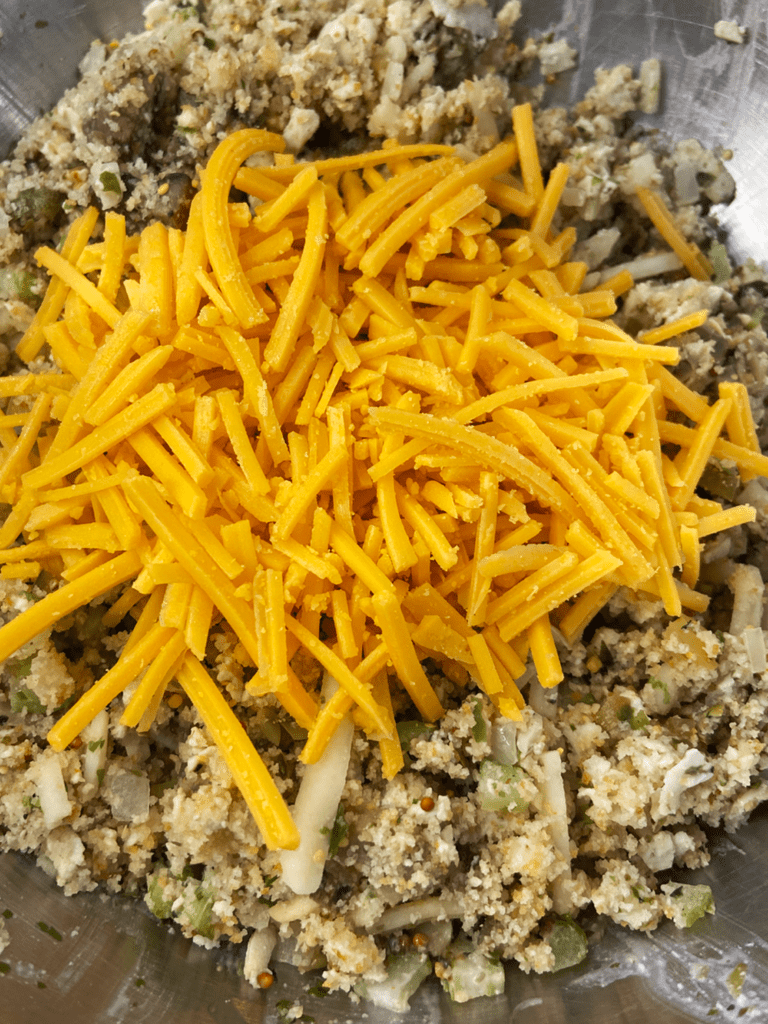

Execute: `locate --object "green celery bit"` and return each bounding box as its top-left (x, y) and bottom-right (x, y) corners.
top-left (477, 759), bottom-right (529, 813)
top-left (186, 883), bottom-right (216, 939)
top-left (396, 720), bottom-right (434, 750)
top-left (442, 943), bottom-right (505, 1003)
top-left (727, 962), bottom-right (747, 998)
top-left (354, 953), bottom-right (432, 1012)
top-left (669, 883), bottom-right (714, 927)
top-left (709, 241), bottom-right (731, 284)
top-left (146, 876), bottom-right (173, 920)
top-left (548, 916), bottom-right (588, 971)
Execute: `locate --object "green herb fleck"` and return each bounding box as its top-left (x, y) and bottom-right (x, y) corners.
top-left (87, 738), bottom-right (105, 752)
top-left (2, 910), bottom-right (12, 919)
top-left (176, 126), bottom-right (199, 135)
top-left (0, 267), bottom-right (40, 306)
top-left (321, 802), bottom-right (349, 858)
top-left (10, 686), bottom-right (46, 715)
top-left (307, 982), bottom-right (329, 998)
top-left (99, 171), bottom-right (121, 195)
top-left (470, 696), bottom-right (487, 743)
top-left (616, 704), bottom-right (649, 731)
top-left (0, 962), bottom-right (10, 975)
top-left (96, 768), bottom-right (105, 787)
top-left (37, 921), bottom-right (63, 942)
top-left (8, 654), bottom-right (34, 679)
top-left (135, 977), bottom-right (146, 988)
top-left (648, 676), bottom-right (670, 703)
top-left (727, 962), bottom-right (747, 998)
top-left (37, 981), bottom-right (46, 989)
top-left (22, 795), bottom-right (41, 810)
top-left (203, 37), bottom-right (216, 50)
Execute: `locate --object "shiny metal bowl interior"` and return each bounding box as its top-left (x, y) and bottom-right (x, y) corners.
top-left (1, 1), bottom-right (767, 1022)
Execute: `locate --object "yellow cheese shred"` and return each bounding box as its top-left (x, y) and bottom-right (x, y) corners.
top-left (0, 108), bottom-right (759, 853)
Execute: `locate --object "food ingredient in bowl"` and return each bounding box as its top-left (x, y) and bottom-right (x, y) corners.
top-left (1, 0), bottom-right (768, 1009)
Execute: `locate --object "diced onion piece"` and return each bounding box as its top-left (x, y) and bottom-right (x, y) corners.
top-left (539, 749), bottom-right (571, 913)
top-left (281, 673), bottom-right (354, 895)
top-left (354, 953), bottom-right (432, 1013)
top-left (243, 926), bottom-right (278, 987)
top-left (81, 709), bottom-right (109, 786)
top-left (31, 752), bottom-right (72, 830)
top-left (367, 895), bottom-right (465, 935)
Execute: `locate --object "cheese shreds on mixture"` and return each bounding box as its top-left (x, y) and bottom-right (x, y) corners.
top-left (0, 105), bottom-right (758, 854)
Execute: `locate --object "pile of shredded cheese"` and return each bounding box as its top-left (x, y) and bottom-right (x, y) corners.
top-left (0, 104), bottom-right (763, 852)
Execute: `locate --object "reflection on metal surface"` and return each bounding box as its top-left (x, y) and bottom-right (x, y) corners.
top-left (1, 1), bottom-right (768, 1022)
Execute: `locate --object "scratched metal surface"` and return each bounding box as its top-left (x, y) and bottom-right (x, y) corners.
top-left (1, 1), bottom-right (767, 1022)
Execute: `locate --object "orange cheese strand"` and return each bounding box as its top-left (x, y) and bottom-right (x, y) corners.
top-left (178, 654), bottom-right (300, 851)
top-left (201, 128), bottom-right (285, 328)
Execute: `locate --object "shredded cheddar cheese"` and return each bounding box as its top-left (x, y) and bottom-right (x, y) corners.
top-left (0, 109), bottom-right (759, 853)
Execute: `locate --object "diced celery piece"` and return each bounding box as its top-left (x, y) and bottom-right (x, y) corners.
top-left (146, 875), bottom-right (173, 920)
top-left (441, 945), bottom-right (505, 1003)
top-left (663, 883), bottom-right (714, 927)
top-left (548, 916), bottom-right (588, 971)
top-left (477, 759), bottom-right (529, 812)
top-left (709, 241), bottom-right (731, 284)
top-left (186, 882), bottom-right (216, 939)
top-left (354, 952), bottom-right (432, 1012)
top-left (397, 721), bottom-right (434, 750)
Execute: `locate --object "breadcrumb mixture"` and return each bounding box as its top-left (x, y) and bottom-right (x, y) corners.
top-left (1, 0), bottom-right (768, 1006)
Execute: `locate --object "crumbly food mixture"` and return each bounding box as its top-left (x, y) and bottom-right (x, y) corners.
top-left (1, 0), bottom-right (768, 1006)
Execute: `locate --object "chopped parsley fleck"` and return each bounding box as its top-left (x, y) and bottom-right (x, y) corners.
top-left (470, 696), bottom-right (487, 742)
top-left (10, 687), bottom-right (46, 715)
top-left (99, 171), bottom-right (121, 195)
top-left (648, 676), bottom-right (671, 703)
top-left (321, 803), bottom-right (349, 858)
top-left (616, 704), bottom-right (650, 731)
top-left (37, 921), bottom-right (63, 941)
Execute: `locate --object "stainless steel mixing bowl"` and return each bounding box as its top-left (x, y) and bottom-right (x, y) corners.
top-left (1, 1), bottom-right (767, 1021)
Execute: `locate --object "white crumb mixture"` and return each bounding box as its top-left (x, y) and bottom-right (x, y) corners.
top-left (1, 0), bottom-right (768, 1009)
